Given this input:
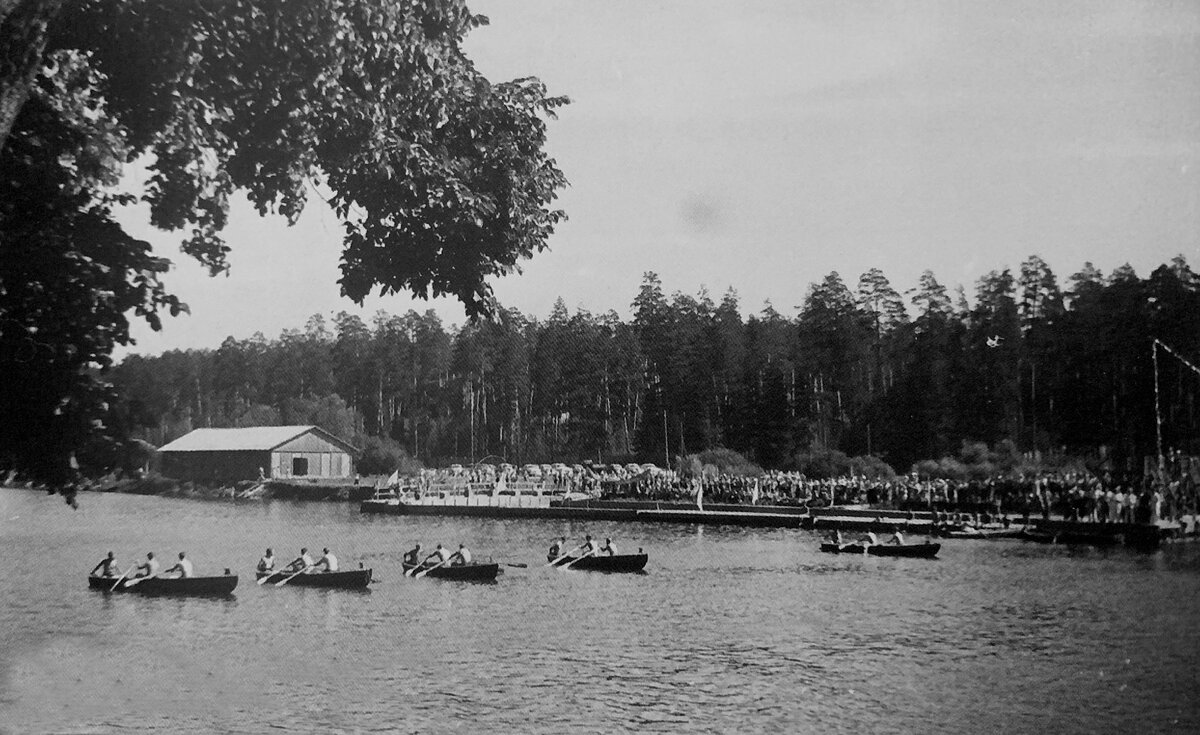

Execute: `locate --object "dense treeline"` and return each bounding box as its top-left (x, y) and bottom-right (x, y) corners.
top-left (107, 255), bottom-right (1200, 476)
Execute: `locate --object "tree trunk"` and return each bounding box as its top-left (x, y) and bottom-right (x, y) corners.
top-left (0, 0), bottom-right (60, 154)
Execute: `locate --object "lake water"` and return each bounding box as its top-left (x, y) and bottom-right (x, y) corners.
top-left (2, 487), bottom-right (1198, 734)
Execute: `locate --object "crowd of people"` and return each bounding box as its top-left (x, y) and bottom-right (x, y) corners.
top-left (597, 470), bottom-right (1200, 526)
top-left (399, 457), bottom-right (1199, 527)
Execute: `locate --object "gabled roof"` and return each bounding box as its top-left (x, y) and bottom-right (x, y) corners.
top-left (158, 426), bottom-right (356, 453)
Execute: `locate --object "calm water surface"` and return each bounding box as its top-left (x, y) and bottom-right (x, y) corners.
top-left (1, 488), bottom-right (1198, 734)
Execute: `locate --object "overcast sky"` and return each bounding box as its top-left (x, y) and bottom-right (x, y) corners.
top-left (116, 0), bottom-right (1200, 355)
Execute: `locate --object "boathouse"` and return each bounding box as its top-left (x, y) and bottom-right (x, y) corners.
top-left (158, 426), bottom-right (357, 482)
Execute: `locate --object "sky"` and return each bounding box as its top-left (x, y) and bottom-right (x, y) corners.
top-left (116, 0), bottom-right (1200, 355)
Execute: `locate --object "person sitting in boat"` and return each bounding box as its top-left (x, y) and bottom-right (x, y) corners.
top-left (581, 535), bottom-right (598, 556)
top-left (548, 537), bottom-right (566, 559)
top-left (827, 526), bottom-right (843, 545)
top-left (858, 530), bottom-right (878, 547)
top-left (315, 547), bottom-right (339, 573)
top-left (288, 547), bottom-right (315, 573)
top-left (91, 551), bottom-right (118, 577)
top-left (448, 543), bottom-right (472, 566)
top-left (423, 543), bottom-right (451, 568)
top-left (135, 551), bottom-right (160, 578)
top-left (600, 537), bottom-right (618, 556)
top-left (257, 548), bottom-right (275, 573)
top-left (163, 551), bottom-right (194, 578)
top-left (888, 527), bottom-right (905, 546)
top-left (403, 543), bottom-right (422, 567)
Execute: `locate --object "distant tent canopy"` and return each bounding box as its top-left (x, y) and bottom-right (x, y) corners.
top-left (157, 426), bottom-right (357, 483)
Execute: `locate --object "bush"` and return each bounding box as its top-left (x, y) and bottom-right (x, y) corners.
top-left (357, 436), bottom-right (423, 476)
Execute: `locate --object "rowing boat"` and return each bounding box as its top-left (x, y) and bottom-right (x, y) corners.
top-left (402, 562), bottom-right (499, 581)
top-left (819, 542), bottom-right (866, 554)
top-left (819, 542), bottom-right (940, 558)
top-left (88, 574), bottom-right (238, 596)
top-left (549, 553), bottom-right (648, 573)
top-left (867, 542), bottom-right (940, 558)
top-left (255, 568), bottom-right (372, 589)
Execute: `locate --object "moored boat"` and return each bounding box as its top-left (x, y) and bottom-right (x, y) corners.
top-left (1053, 531), bottom-right (1123, 547)
top-left (255, 568), bottom-right (372, 589)
top-left (88, 574), bottom-right (238, 596)
top-left (402, 562), bottom-right (499, 581)
top-left (549, 553), bottom-right (648, 573)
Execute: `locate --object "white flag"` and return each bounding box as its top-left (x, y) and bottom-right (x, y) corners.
top-left (695, 478), bottom-right (704, 512)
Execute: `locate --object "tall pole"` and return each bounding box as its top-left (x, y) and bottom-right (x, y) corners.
top-left (1153, 340), bottom-right (1165, 474)
top-left (662, 408), bottom-right (669, 469)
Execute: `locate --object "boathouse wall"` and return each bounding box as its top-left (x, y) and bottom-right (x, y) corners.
top-left (270, 433), bottom-right (354, 479)
top-left (161, 450), bottom-right (270, 483)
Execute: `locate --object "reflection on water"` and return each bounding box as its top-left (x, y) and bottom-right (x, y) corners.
top-left (1, 487), bottom-right (1198, 734)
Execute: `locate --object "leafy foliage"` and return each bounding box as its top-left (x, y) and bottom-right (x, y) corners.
top-left (0, 0), bottom-right (567, 496)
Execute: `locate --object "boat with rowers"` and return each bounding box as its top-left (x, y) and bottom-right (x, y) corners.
top-left (549, 553), bottom-right (649, 572)
top-left (401, 561), bottom-right (500, 581)
top-left (819, 542), bottom-right (941, 558)
top-left (255, 568), bottom-right (372, 589)
top-left (88, 573), bottom-right (238, 596)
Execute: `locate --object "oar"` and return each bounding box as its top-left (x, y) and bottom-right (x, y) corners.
top-left (109, 564), bottom-right (136, 592)
top-left (274, 566), bottom-right (310, 587)
top-left (560, 548), bottom-right (596, 570)
top-left (124, 571), bottom-right (156, 588)
top-left (545, 543), bottom-right (585, 567)
top-left (256, 568), bottom-right (285, 585)
top-left (415, 557), bottom-right (450, 579)
top-left (504, 563), bottom-right (528, 568)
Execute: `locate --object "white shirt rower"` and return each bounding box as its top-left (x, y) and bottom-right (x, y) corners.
top-left (451, 545), bottom-right (472, 566)
top-left (137, 552), bottom-right (160, 578)
top-left (165, 552), bottom-right (193, 578)
top-left (316, 548), bottom-right (339, 572)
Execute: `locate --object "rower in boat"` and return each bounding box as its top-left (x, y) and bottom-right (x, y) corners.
top-left (600, 537), bottom-right (618, 556)
top-left (581, 535), bottom-right (598, 556)
top-left (163, 551), bottom-right (194, 578)
top-left (448, 543), bottom-right (472, 567)
top-left (90, 551), bottom-right (118, 578)
top-left (288, 547), bottom-right (315, 573)
top-left (858, 530), bottom-right (878, 548)
top-left (403, 543), bottom-right (422, 567)
top-left (257, 548), bottom-right (276, 573)
top-left (135, 551), bottom-right (160, 578)
top-left (548, 537), bottom-right (566, 559)
top-left (422, 543), bottom-right (451, 568)
top-left (315, 547), bottom-right (338, 573)
top-left (888, 527), bottom-right (905, 546)
top-left (826, 525), bottom-right (844, 546)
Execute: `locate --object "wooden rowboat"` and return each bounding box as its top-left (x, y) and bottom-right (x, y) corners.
top-left (819, 542), bottom-right (866, 554)
top-left (819, 542), bottom-right (940, 558)
top-left (867, 542), bottom-right (940, 558)
top-left (255, 568), bottom-right (372, 589)
top-left (402, 562), bottom-right (499, 581)
top-left (88, 574), bottom-right (238, 596)
top-left (549, 553), bottom-right (648, 573)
